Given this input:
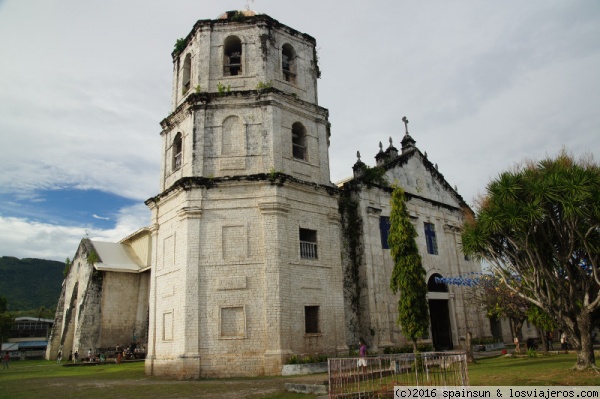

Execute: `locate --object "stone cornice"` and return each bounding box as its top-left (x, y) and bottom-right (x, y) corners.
top-left (145, 173), bottom-right (339, 206)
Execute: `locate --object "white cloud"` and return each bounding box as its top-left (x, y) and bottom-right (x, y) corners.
top-left (0, 0), bottom-right (599, 258)
top-left (0, 204), bottom-right (150, 261)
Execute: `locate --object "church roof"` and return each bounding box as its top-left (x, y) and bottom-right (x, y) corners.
top-left (90, 240), bottom-right (145, 273)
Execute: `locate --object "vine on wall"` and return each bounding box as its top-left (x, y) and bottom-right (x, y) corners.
top-left (338, 188), bottom-right (364, 340)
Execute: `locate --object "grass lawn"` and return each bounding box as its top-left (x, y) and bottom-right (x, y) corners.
top-left (0, 353), bottom-right (598, 399)
top-left (469, 353), bottom-right (600, 386)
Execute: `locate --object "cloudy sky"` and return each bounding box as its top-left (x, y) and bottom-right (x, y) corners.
top-left (1, 0), bottom-right (599, 262)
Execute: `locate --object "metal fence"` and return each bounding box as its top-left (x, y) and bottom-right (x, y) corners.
top-left (328, 352), bottom-right (469, 398)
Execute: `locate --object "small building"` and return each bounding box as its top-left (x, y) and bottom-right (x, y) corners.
top-left (45, 229), bottom-right (151, 361)
top-left (2, 317), bottom-right (53, 359)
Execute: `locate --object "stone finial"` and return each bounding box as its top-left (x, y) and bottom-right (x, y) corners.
top-left (378, 141), bottom-right (383, 153)
top-left (455, 185), bottom-right (458, 191)
top-left (435, 163), bottom-right (438, 170)
top-left (424, 151), bottom-right (428, 158)
top-left (353, 150), bottom-right (366, 177)
top-left (389, 137), bottom-right (394, 147)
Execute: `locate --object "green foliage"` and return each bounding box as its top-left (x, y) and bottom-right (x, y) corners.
top-left (461, 150), bottom-right (600, 369)
top-left (256, 80), bottom-right (272, 90)
top-left (388, 187), bottom-right (429, 351)
top-left (87, 250), bottom-right (99, 265)
top-left (229, 10), bottom-right (245, 22)
top-left (338, 194), bottom-right (363, 315)
top-left (63, 257), bottom-right (71, 277)
top-left (0, 296), bottom-right (15, 341)
top-left (286, 353), bottom-right (328, 364)
top-left (526, 348), bottom-right (538, 358)
top-left (217, 82), bottom-right (231, 95)
top-left (526, 305), bottom-right (557, 332)
top-left (362, 165), bottom-right (388, 187)
top-left (173, 38), bottom-right (186, 54)
top-left (11, 307), bottom-right (55, 319)
top-left (194, 84), bottom-right (201, 93)
top-left (0, 256), bottom-right (64, 311)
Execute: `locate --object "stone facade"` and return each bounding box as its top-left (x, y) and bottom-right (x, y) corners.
top-left (339, 137), bottom-right (490, 351)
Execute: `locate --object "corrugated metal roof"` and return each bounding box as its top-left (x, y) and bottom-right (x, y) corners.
top-left (91, 241), bottom-right (144, 273)
top-left (18, 341), bottom-right (48, 348)
top-left (1, 342), bottom-right (19, 351)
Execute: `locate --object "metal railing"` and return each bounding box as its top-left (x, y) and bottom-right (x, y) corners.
top-left (300, 241), bottom-right (317, 259)
top-left (328, 352), bottom-right (469, 398)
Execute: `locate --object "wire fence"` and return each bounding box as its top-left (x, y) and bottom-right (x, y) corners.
top-left (328, 352), bottom-right (469, 398)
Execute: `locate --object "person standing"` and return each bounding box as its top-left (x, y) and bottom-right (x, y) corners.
top-left (57, 350), bottom-right (62, 364)
top-left (357, 341), bottom-right (367, 373)
top-left (2, 352), bottom-right (9, 369)
top-left (561, 332), bottom-right (568, 352)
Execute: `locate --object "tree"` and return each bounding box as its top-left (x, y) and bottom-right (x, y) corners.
top-left (0, 296), bottom-right (14, 344)
top-left (461, 152), bottom-right (600, 369)
top-left (389, 187), bottom-right (430, 353)
top-left (465, 275), bottom-right (555, 349)
top-left (463, 274), bottom-right (530, 339)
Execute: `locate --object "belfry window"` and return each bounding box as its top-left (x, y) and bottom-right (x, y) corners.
top-left (282, 44), bottom-right (296, 83)
top-left (224, 36), bottom-right (242, 76)
top-left (299, 228), bottom-right (317, 259)
top-left (292, 122), bottom-right (307, 160)
top-left (173, 133), bottom-right (183, 171)
top-left (182, 54), bottom-right (191, 94)
top-left (424, 222), bottom-right (438, 255)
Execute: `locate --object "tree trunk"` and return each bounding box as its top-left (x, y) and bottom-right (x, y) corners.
top-left (465, 331), bottom-right (475, 363)
top-left (574, 311), bottom-right (596, 370)
top-left (538, 328), bottom-right (547, 352)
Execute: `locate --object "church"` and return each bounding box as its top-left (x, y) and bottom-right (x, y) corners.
top-left (46, 10), bottom-right (490, 379)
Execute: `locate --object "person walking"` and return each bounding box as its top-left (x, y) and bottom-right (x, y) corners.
top-left (2, 352), bottom-right (9, 369)
top-left (57, 350), bottom-right (62, 364)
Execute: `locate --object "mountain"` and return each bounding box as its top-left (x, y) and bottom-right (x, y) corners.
top-left (0, 256), bottom-right (64, 311)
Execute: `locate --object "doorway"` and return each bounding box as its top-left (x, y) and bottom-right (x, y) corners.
top-left (428, 274), bottom-right (453, 350)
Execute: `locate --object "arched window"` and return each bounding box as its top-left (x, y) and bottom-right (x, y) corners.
top-left (291, 122), bottom-right (307, 160)
top-left (428, 274), bottom-right (448, 293)
top-left (172, 133), bottom-right (183, 171)
top-left (182, 54), bottom-right (191, 94)
top-left (282, 43), bottom-right (296, 83)
top-left (223, 36), bottom-right (242, 76)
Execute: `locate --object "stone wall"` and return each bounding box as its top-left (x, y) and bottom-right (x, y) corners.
top-left (147, 179), bottom-right (347, 378)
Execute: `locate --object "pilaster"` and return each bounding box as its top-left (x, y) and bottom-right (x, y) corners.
top-left (258, 200), bottom-right (293, 371)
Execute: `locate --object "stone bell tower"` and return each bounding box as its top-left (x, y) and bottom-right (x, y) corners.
top-left (145, 10), bottom-right (347, 378)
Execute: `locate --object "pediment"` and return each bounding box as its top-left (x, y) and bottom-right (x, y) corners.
top-left (383, 149), bottom-right (464, 209)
